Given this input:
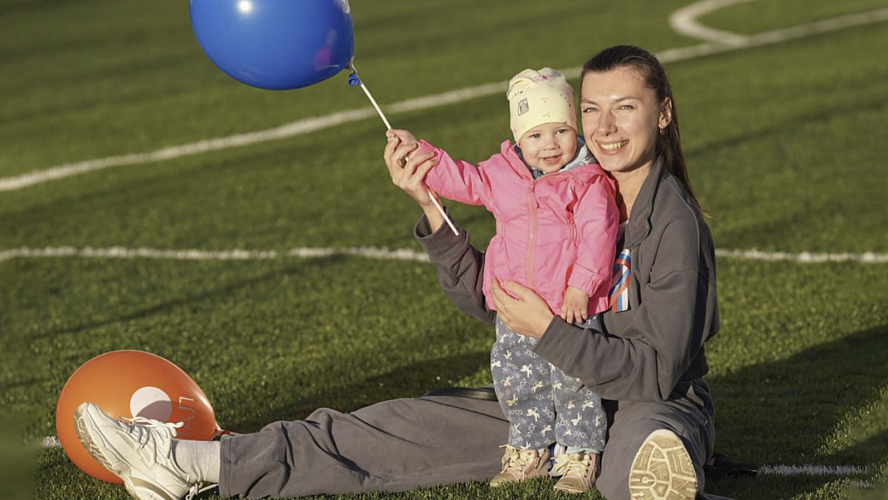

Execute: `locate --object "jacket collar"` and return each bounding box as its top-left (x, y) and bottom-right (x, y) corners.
top-left (623, 156), bottom-right (665, 248)
top-left (512, 136), bottom-right (593, 179)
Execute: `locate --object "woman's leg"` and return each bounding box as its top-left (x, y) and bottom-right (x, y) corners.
top-left (596, 380), bottom-right (715, 500)
top-left (220, 392), bottom-right (507, 498)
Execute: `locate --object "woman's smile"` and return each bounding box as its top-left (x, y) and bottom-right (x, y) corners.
top-left (598, 140), bottom-right (629, 153)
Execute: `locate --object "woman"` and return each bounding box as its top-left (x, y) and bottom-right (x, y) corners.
top-left (387, 44), bottom-right (720, 500)
top-left (73, 45), bottom-right (724, 500)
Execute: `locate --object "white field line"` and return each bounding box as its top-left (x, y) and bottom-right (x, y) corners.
top-left (26, 4), bottom-right (888, 476)
top-left (0, 83), bottom-right (508, 193)
top-left (2, 246), bottom-right (888, 265)
top-left (658, 6), bottom-right (888, 63)
top-left (0, 246), bottom-right (431, 264)
top-left (3, 5), bottom-right (888, 193)
top-left (0, 107), bottom-right (375, 192)
top-left (670, 0), bottom-right (758, 45)
top-left (759, 464), bottom-right (869, 476)
top-left (715, 249), bottom-right (888, 264)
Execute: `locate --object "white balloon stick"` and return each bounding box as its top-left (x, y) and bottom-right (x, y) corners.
top-left (356, 78), bottom-right (459, 236)
top-left (358, 82), bottom-right (393, 130)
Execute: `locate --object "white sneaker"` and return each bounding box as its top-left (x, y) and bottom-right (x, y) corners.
top-left (628, 429), bottom-right (697, 500)
top-left (73, 402), bottom-right (200, 500)
top-left (552, 451), bottom-right (599, 494)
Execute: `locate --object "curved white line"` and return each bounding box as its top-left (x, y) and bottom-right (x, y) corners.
top-left (2, 246), bottom-right (887, 265)
top-left (0, 84), bottom-right (507, 193)
top-left (0, 108), bottom-right (376, 192)
top-left (669, 0), bottom-right (755, 45)
top-left (740, 7), bottom-right (888, 47)
top-left (2, 6), bottom-right (888, 193)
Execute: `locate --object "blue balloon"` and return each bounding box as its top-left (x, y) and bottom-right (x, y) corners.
top-left (190, 0), bottom-right (355, 90)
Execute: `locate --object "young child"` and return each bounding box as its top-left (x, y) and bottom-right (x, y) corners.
top-left (387, 68), bottom-right (618, 493)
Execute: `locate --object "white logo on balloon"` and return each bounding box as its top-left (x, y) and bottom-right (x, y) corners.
top-left (130, 386), bottom-right (173, 421)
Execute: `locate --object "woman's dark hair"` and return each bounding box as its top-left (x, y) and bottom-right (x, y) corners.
top-left (582, 45), bottom-right (701, 210)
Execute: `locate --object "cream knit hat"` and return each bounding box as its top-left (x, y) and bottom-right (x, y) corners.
top-left (507, 68), bottom-right (576, 143)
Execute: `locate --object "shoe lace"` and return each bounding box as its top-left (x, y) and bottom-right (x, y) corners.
top-left (185, 482), bottom-right (214, 500)
top-left (120, 416), bottom-right (205, 498)
top-left (119, 416), bottom-right (182, 456)
top-left (551, 452), bottom-right (592, 477)
top-left (499, 444), bottom-right (535, 472)
top-left (122, 416), bottom-right (183, 437)
top-left (125, 416), bottom-right (183, 428)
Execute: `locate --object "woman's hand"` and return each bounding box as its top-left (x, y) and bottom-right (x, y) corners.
top-left (491, 280), bottom-right (556, 339)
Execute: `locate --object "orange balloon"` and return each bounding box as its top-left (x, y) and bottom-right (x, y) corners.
top-left (55, 350), bottom-right (217, 483)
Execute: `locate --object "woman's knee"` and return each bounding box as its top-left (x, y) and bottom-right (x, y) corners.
top-left (596, 404), bottom-right (711, 499)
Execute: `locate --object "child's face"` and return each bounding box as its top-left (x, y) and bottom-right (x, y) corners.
top-left (517, 123), bottom-right (577, 174)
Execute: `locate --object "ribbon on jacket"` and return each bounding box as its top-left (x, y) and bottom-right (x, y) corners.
top-left (609, 249), bottom-right (631, 312)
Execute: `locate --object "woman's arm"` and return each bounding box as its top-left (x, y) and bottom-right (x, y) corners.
top-left (423, 215), bottom-right (714, 402)
top-left (414, 214), bottom-right (496, 326)
top-left (490, 280), bottom-right (556, 337)
top-left (533, 268), bottom-right (708, 402)
top-left (534, 215), bottom-right (716, 402)
top-left (386, 130), bottom-right (495, 324)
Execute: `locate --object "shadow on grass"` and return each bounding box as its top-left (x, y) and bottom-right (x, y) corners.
top-left (222, 323), bottom-right (888, 500)
top-left (706, 324), bottom-right (888, 499)
top-left (35, 325), bottom-right (888, 500)
top-left (29, 255), bottom-right (351, 342)
top-left (211, 324), bottom-right (888, 500)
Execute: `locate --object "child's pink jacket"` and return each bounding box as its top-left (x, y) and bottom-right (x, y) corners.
top-left (421, 139), bottom-right (619, 315)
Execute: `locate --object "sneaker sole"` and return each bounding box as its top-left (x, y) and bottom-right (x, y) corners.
top-left (489, 452), bottom-right (551, 487)
top-left (553, 477), bottom-right (592, 494)
top-left (73, 406), bottom-right (123, 478)
top-left (74, 406), bottom-right (180, 500)
top-left (628, 429), bottom-right (697, 500)
top-left (489, 469), bottom-right (549, 488)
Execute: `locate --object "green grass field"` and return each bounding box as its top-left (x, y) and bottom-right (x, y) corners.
top-left (2, 0), bottom-right (888, 498)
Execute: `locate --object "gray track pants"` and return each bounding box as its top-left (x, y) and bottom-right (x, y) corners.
top-left (219, 379), bottom-right (721, 499)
